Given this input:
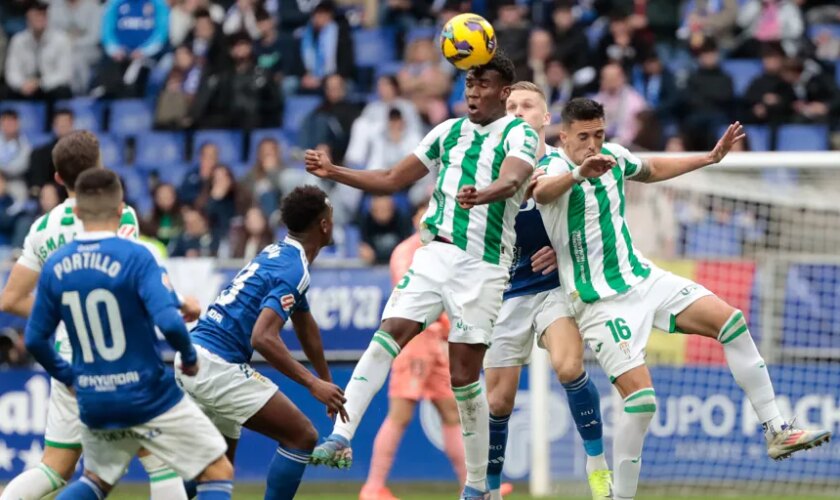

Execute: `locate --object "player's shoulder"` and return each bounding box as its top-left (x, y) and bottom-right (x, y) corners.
top-left (538, 148), bottom-right (571, 172)
top-left (601, 142), bottom-right (634, 160)
top-left (259, 240), bottom-right (311, 292)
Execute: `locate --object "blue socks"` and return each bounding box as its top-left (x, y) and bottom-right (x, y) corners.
top-left (264, 446), bottom-right (310, 500)
top-left (56, 477), bottom-right (105, 500)
top-left (197, 480), bottom-right (233, 499)
top-left (487, 413), bottom-right (510, 490)
top-left (562, 371), bottom-right (604, 456)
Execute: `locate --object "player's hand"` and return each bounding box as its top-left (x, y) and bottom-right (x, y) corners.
top-left (531, 246), bottom-right (557, 275)
top-left (180, 296), bottom-right (202, 323)
top-left (456, 185), bottom-right (478, 209)
top-left (310, 379), bottom-right (349, 423)
top-left (304, 149), bottom-right (336, 179)
top-left (579, 154), bottom-right (616, 179)
top-left (708, 121), bottom-right (745, 164)
top-left (180, 360), bottom-right (199, 377)
top-left (524, 168), bottom-right (546, 200)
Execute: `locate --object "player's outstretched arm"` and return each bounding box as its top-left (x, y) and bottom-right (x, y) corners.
top-left (0, 263), bottom-right (40, 317)
top-left (533, 154), bottom-right (616, 204)
top-left (304, 149), bottom-right (428, 195)
top-left (456, 157), bottom-right (533, 208)
top-left (252, 308), bottom-right (349, 421)
top-left (631, 121), bottom-right (746, 183)
top-left (290, 309), bottom-right (332, 383)
top-left (23, 273), bottom-right (73, 386)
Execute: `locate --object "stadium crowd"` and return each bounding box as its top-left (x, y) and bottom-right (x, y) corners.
top-left (0, 0), bottom-right (837, 266)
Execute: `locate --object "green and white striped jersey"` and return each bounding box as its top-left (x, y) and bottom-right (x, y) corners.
top-left (17, 198), bottom-right (141, 357)
top-left (537, 143), bottom-right (651, 304)
top-left (414, 115), bottom-right (538, 267)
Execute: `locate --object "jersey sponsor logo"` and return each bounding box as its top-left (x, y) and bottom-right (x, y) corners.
top-left (77, 371), bottom-right (141, 391)
top-left (281, 294), bottom-right (296, 312)
top-left (207, 308), bottom-right (224, 324)
top-left (161, 273), bottom-right (173, 291)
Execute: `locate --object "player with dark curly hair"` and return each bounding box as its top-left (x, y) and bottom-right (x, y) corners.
top-left (305, 51), bottom-right (539, 500)
top-left (173, 185), bottom-right (347, 499)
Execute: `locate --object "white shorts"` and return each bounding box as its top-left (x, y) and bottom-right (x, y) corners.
top-left (81, 396), bottom-right (227, 485)
top-left (484, 288), bottom-right (572, 368)
top-left (44, 377), bottom-right (82, 449)
top-left (382, 241), bottom-right (509, 345)
top-left (174, 345), bottom-right (278, 439)
top-left (570, 268), bottom-right (712, 383)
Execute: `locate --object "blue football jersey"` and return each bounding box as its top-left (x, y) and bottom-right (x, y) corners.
top-left (191, 238), bottom-right (311, 364)
top-left (25, 232), bottom-right (194, 430)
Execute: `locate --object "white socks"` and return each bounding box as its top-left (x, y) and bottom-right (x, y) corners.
top-left (140, 453), bottom-right (187, 500)
top-left (719, 310), bottom-right (785, 431)
top-left (613, 388), bottom-right (656, 500)
top-left (334, 330), bottom-right (401, 441)
top-left (586, 453), bottom-right (609, 476)
top-left (453, 381), bottom-right (489, 492)
top-left (0, 463), bottom-right (66, 500)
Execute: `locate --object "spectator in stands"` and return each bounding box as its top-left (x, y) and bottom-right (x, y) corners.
top-left (357, 108), bottom-right (422, 172)
top-left (298, 0), bottom-right (355, 92)
top-left (190, 31), bottom-right (282, 129)
top-left (225, 206), bottom-right (274, 260)
top-left (494, 1), bottom-right (529, 68)
top-left (543, 58), bottom-right (588, 113)
top-left (634, 51), bottom-right (680, 127)
top-left (596, 12), bottom-right (652, 74)
top-left (549, 1), bottom-right (591, 74)
top-left (300, 74), bottom-right (362, 164)
top-left (254, 8), bottom-right (298, 84)
top-left (397, 37), bottom-right (451, 125)
top-left (516, 29), bottom-right (554, 86)
top-left (178, 141), bottom-right (218, 205)
top-left (169, 0), bottom-right (224, 48)
top-left (0, 109), bottom-right (31, 202)
top-left (744, 43), bottom-right (795, 124)
top-left (143, 182), bottom-right (182, 246)
top-left (98, 0), bottom-right (170, 97)
top-left (0, 328), bottom-right (31, 368)
top-left (594, 63), bottom-right (648, 146)
top-left (5, 2), bottom-right (72, 101)
top-left (346, 75), bottom-right (423, 168)
top-left (631, 0), bottom-right (682, 50)
top-left (169, 206), bottom-right (218, 257)
top-left (154, 69), bottom-right (192, 129)
top-left (812, 24), bottom-right (840, 63)
top-left (0, 173), bottom-right (19, 244)
top-left (804, 1), bottom-right (840, 25)
top-left (735, 0), bottom-right (804, 57)
top-left (683, 39), bottom-right (734, 150)
top-left (185, 7), bottom-right (229, 76)
top-left (630, 109), bottom-right (665, 151)
top-left (222, 0), bottom-right (263, 40)
top-left (380, 0), bottom-right (434, 36)
top-left (198, 164), bottom-right (246, 243)
top-left (0, 1), bottom-right (28, 37)
top-left (26, 109), bottom-right (73, 197)
top-left (310, 143), bottom-right (361, 225)
top-left (781, 57), bottom-right (839, 124)
top-left (677, 0), bottom-right (739, 52)
top-left (358, 195), bottom-right (412, 265)
top-left (48, 0), bottom-right (102, 94)
top-left (240, 137), bottom-right (306, 220)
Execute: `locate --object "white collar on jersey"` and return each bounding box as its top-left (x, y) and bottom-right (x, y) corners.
top-left (283, 236), bottom-right (310, 266)
top-left (75, 231), bottom-right (117, 241)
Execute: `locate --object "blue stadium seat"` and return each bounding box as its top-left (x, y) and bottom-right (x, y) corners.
top-left (374, 61), bottom-right (404, 79)
top-left (139, 162), bottom-right (190, 187)
top-left (721, 59), bottom-right (763, 96)
top-left (98, 134), bottom-right (124, 166)
top-left (719, 124), bottom-right (770, 151)
top-left (776, 124), bottom-right (829, 151)
top-left (56, 98), bottom-right (103, 132)
top-left (353, 28), bottom-right (397, 67)
top-left (230, 162), bottom-right (251, 179)
top-left (0, 101), bottom-right (46, 135)
top-left (282, 95), bottom-right (321, 136)
top-left (134, 132), bottom-right (185, 166)
top-left (193, 130), bottom-right (244, 165)
top-left (807, 24), bottom-right (840, 41)
top-left (26, 132), bottom-right (53, 147)
top-left (406, 26), bottom-right (437, 43)
top-left (248, 128), bottom-right (290, 163)
top-left (110, 99), bottom-right (153, 137)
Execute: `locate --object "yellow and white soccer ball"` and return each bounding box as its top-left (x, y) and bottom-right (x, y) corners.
top-left (439, 13), bottom-right (497, 70)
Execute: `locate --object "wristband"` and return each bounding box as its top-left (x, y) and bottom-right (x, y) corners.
top-left (571, 167), bottom-right (585, 183)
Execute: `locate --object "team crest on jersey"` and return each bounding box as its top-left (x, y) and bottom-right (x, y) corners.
top-left (281, 294), bottom-right (296, 311)
top-left (118, 225), bottom-right (136, 238)
top-left (161, 273), bottom-right (173, 291)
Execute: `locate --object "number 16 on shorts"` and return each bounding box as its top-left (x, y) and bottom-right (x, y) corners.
top-left (606, 318), bottom-right (632, 359)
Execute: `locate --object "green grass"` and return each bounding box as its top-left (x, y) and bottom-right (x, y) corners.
top-left (88, 482), bottom-right (835, 499)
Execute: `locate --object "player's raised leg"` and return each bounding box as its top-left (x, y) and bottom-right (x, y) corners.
top-left (540, 316), bottom-right (610, 500)
top-left (672, 294), bottom-right (831, 459)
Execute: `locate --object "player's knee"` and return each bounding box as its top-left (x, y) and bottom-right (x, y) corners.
top-left (487, 388), bottom-right (515, 416)
top-left (199, 455), bottom-right (234, 482)
top-left (623, 388), bottom-right (657, 425)
top-left (288, 421), bottom-right (319, 451)
top-left (717, 308), bottom-right (749, 344)
top-left (551, 352), bottom-right (584, 385)
top-left (449, 368), bottom-right (478, 389)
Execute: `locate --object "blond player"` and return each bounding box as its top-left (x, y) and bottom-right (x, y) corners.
top-left (0, 131), bottom-right (199, 500)
top-left (533, 98), bottom-right (831, 500)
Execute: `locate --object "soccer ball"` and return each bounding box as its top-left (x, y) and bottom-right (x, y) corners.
top-left (440, 13), bottom-right (497, 70)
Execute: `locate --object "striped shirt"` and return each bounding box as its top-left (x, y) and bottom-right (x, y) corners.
top-left (414, 115), bottom-right (538, 267)
top-left (538, 143), bottom-right (651, 303)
